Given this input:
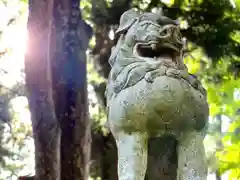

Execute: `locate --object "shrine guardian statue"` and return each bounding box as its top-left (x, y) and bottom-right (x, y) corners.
top-left (105, 8), bottom-right (209, 180)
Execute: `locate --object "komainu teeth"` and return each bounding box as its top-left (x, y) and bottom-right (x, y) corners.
top-left (151, 44), bottom-right (157, 50)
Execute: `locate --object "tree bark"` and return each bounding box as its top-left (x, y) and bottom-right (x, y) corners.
top-left (25, 0), bottom-right (92, 179)
top-left (25, 0), bottom-right (60, 179)
top-left (50, 0), bottom-right (92, 179)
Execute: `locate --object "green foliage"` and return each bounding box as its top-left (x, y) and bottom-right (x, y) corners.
top-left (184, 45), bottom-right (240, 178)
top-left (184, 35), bottom-right (240, 180)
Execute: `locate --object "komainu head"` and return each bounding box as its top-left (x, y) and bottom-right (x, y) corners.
top-left (106, 8), bottom-right (205, 98)
top-left (106, 9), bottom-right (208, 134)
top-left (115, 9), bottom-right (183, 63)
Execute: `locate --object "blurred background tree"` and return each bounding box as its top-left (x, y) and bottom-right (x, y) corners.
top-left (0, 0), bottom-right (239, 179)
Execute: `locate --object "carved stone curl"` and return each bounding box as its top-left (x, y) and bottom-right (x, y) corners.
top-left (105, 8), bottom-right (209, 180)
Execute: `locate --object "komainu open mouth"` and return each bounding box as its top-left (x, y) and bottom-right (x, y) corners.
top-left (135, 41), bottom-right (181, 63)
top-left (134, 42), bottom-right (206, 95)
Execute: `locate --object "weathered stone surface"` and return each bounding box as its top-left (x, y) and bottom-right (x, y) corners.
top-left (106, 8), bottom-right (209, 180)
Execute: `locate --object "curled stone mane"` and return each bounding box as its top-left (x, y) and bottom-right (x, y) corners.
top-left (106, 34), bottom-right (159, 100)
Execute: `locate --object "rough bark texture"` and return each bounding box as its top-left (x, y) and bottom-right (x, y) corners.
top-left (25, 0), bottom-right (60, 179)
top-left (25, 0), bottom-right (92, 179)
top-left (50, 0), bottom-right (92, 179)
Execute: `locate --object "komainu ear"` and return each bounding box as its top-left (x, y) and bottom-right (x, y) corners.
top-left (115, 9), bottom-right (140, 37)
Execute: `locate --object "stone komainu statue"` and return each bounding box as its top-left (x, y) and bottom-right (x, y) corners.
top-left (105, 8), bottom-right (209, 180)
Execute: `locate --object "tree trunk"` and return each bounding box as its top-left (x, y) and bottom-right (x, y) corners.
top-left (25, 0), bottom-right (60, 179)
top-left (25, 0), bottom-right (92, 179)
top-left (50, 0), bottom-right (92, 179)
